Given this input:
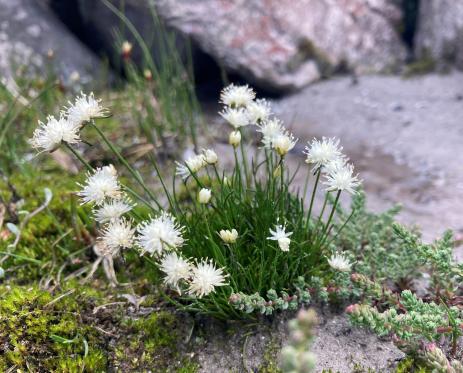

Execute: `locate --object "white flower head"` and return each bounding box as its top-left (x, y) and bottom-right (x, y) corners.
top-left (94, 198), bottom-right (133, 223)
top-left (246, 99), bottom-right (272, 124)
top-left (267, 224), bottom-right (293, 252)
top-left (220, 83), bottom-right (255, 108)
top-left (175, 154), bottom-right (206, 180)
top-left (188, 259), bottom-right (228, 298)
top-left (323, 163), bottom-right (361, 194)
top-left (29, 115), bottom-right (80, 153)
top-left (198, 188), bottom-right (212, 204)
top-left (137, 212), bottom-right (185, 256)
top-left (159, 252), bottom-right (192, 293)
top-left (93, 241), bottom-right (115, 257)
top-left (202, 148), bottom-right (218, 165)
top-left (67, 92), bottom-right (109, 127)
top-left (273, 131), bottom-right (297, 156)
top-left (304, 137), bottom-right (344, 169)
top-left (257, 118), bottom-right (285, 149)
top-left (229, 130), bottom-right (242, 147)
top-left (100, 218), bottom-right (135, 251)
top-left (78, 165), bottom-right (121, 205)
top-left (323, 157), bottom-right (347, 176)
top-left (219, 229), bottom-right (238, 244)
top-left (328, 253), bottom-right (352, 272)
top-left (220, 107), bottom-right (249, 129)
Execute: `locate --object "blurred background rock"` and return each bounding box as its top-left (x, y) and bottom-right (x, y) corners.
top-left (2, 0), bottom-right (461, 93)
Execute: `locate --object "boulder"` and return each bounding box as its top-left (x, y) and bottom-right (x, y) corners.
top-left (414, 0), bottom-right (463, 68)
top-left (0, 0), bottom-right (102, 86)
top-left (154, 0), bottom-right (407, 92)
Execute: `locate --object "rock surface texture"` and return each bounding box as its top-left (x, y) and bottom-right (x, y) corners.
top-left (276, 73), bottom-right (463, 245)
top-left (415, 0), bottom-right (463, 68)
top-left (0, 0), bottom-right (101, 85)
top-left (155, 0), bottom-right (407, 91)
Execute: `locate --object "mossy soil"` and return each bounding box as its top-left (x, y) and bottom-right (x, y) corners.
top-left (0, 165), bottom-right (286, 372)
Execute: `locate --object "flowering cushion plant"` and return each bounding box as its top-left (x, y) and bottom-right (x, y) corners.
top-left (30, 84), bottom-right (361, 319)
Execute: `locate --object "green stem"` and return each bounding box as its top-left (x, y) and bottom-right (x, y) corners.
top-left (323, 206), bottom-right (357, 248)
top-left (320, 190), bottom-right (342, 241)
top-left (64, 143), bottom-right (93, 172)
top-left (239, 128), bottom-right (250, 187)
top-left (306, 167), bottom-right (321, 229)
top-left (301, 166), bottom-right (311, 207)
top-left (91, 122), bottom-right (162, 210)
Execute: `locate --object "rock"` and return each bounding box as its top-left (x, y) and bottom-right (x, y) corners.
top-left (0, 0), bottom-right (102, 86)
top-left (414, 0), bottom-right (463, 68)
top-left (154, 0), bottom-right (407, 92)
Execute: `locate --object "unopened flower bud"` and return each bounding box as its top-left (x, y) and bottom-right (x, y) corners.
top-left (121, 41), bottom-right (133, 59)
top-left (219, 229), bottom-right (238, 243)
top-left (229, 131), bottom-right (241, 147)
top-left (203, 149), bottom-right (218, 164)
top-left (144, 69), bottom-right (152, 81)
top-left (274, 133), bottom-right (296, 156)
top-left (198, 188), bottom-right (212, 204)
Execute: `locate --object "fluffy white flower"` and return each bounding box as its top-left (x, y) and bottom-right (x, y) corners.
top-left (198, 188), bottom-right (212, 204)
top-left (188, 259), bottom-right (228, 298)
top-left (67, 92), bottom-right (109, 126)
top-left (137, 212), bottom-right (185, 255)
top-left (78, 165), bottom-right (121, 205)
top-left (257, 118), bottom-right (285, 149)
top-left (328, 253), bottom-right (352, 272)
top-left (159, 252), bottom-right (192, 292)
top-left (220, 84), bottom-right (255, 108)
top-left (304, 137), bottom-right (343, 169)
top-left (175, 154), bottom-right (206, 179)
top-left (273, 131), bottom-right (297, 156)
top-left (229, 130), bottom-right (242, 147)
top-left (267, 224), bottom-right (293, 252)
top-left (94, 199), bottom-right (133, 223)
top-left (29, 115), bottom-right (80, 152)
top-left (100, 218), bottom-right (135, 251)
top-left (202, 148), bottom-right (218, 165)
top-left (246, 99), bottom-right (272, 124)
top-left (220, 107), bottom-right (249, 129)
top-left (323, 163), bottom-right (361, 194)
top-left (219, 229), bottom-right (238, 244)
top-left (323, 157), bottom-right (347, 176)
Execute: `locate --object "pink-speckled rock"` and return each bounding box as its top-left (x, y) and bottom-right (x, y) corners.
top-left (415, 0), bottom-right (463, 69)
top-left (155, 0), bottom-right (406, 91)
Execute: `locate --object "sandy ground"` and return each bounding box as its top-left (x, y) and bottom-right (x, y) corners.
top-left (192, 307), bottom-right (403, 373)
top-left (276, 73), bottom-right (463, 246)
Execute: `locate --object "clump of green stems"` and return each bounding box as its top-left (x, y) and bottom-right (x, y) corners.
top-left (103, 0), bottom-right (202, 154)
top-left (32, 87), bottom-right (359, 320)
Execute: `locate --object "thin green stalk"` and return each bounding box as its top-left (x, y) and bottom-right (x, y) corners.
top-left (323, 205), bottom-right (358, 249)
top-left (320, 190), bottom-right (342, 242)
top-left (239, 128), bottom-right (250, 187)
top-left (64, 143), bottom-right (93, 172)
top-left (306, 167), bottom-right (321, 229)
top-left (148, 153), bottom-right (175, 211)
top-left (301, 167), bottom-right (311, 207)
top-left (91, 122), bottom-right (162, 210)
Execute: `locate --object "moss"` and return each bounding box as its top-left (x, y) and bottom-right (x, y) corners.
top-left (293, 39), bottom-right (333, 77)
top-left (403, 51), bottom-right (436, 77)
top-left (257, 336), bottom-right (282, 373)
top-left (395, 357), bottom-right (428, 373)
top-left (0, 284), bottom-right (108, 372)
top-left (113, 310), bottom-right (197, 371)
